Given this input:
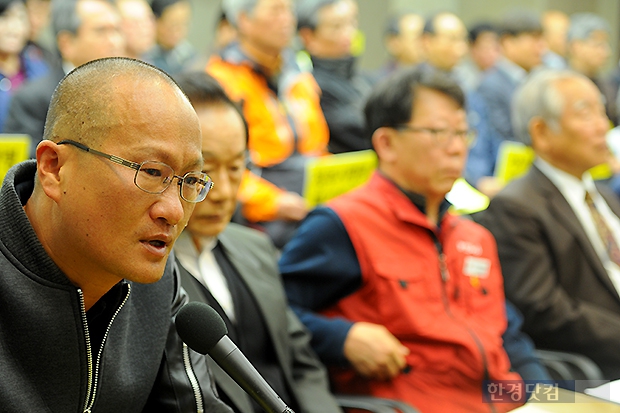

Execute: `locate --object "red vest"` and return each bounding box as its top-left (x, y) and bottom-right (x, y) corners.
top-left (326, 172), bottom-right (523, 413)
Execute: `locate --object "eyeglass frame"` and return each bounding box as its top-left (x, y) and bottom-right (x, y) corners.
top-left (57, 139), bottom-right (213, 203)
top-left (392, 125), bottom-right (477, 147)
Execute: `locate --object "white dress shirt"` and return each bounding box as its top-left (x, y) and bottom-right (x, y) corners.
top-left (536, 158), bottom-right (620, 293)
top-left (174, 231), bottom-right (236, 322)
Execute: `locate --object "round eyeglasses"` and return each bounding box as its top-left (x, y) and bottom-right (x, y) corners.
top-left (57, 140), bottom-right (213, 203)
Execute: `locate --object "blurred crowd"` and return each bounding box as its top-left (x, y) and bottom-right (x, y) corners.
top-left (3, 1), bottom-right (620, 219)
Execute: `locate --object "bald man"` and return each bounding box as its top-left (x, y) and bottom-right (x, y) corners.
top-left (0, 57), bottom-right (232, 412)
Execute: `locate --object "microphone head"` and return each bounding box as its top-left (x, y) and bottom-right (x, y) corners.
top-left (175, 302), bottom-right (228, 355)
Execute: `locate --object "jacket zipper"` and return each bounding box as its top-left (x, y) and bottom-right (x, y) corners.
top-left (78, 284), bottom-right (131, 413)
top-left (78, 290), bottom-right (94, 413)
top-left (431, 231), bottom-right (497, 413)
top-left (182, 342), bottom-right (204, 413)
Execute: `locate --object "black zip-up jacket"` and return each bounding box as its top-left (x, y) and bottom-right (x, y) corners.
top-left (0, 160), bottom-right (234, 413)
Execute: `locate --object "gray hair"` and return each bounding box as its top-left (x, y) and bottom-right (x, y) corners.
top-left (297, 0), bottom-right (336, 30)
top-left (51, 0), bottom-right (116, 37)
top-left (512, 68), bottom-right (588, 146)
top-left (567, 13), bottom-right (609, 42)
top-left (221, 0), bottom-right (259, 28)
top-left (51, 0), bottom-right (81, 37)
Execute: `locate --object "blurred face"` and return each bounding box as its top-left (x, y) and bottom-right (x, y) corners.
top-left (470, 31), bottom-right (500, 71)
top-left (186, 104), bottom-right (246, 238)
top-left (214, 17), bottom-right (237, 50)
top-left (53, 77), bottom-right (202, 286)
top-left (542, 12), bottom-right (569, 56)
top-left (117, 0), bottom-right (155, 58)
top-left (61, 0), bottom-right (125, 67)
top-left (25, 0), bottom-right (49, 41)
top-left (303, 0), bottom-right (358, 59)
top-left (392, 13), bottom-right (424, 65)
top-left (537, 77), bottom-right (610, 177)
top-left (502, 31), bottom-right (545, 72)
top-left (240, 0), bottom-right (295, 55)
top-left (423, 14), bottom-right (468, 71)
top-left (570, 30), bottom-right (610, 76)
top-left (155, 0), bottom-right (190, 50)
top-left (386, 87), bottom-right (468, 203)
top-left (0, 1), bottom-right (30, 55)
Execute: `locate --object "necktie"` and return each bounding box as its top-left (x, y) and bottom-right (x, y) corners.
top-left (585, 191), bottom-right (620, 266)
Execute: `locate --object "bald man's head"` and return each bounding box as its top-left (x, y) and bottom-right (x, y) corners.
top-left (43, 57), bottom-right (187, 146)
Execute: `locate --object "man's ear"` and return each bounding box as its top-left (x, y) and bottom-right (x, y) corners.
top-left (237, 11), bottom-right (251, 38)
top-left (420, 32), bottom-right (431, 53)
top-left (529, 116), bottom-right (550, 153)
top-left (499, 34), bottom-right (511, 54)
top-left (385, 35), bottom-right (399, 57)
top-left (56, 31), bottom-right (74, 63)
top-left (298, 27), bottom-right (315, 52)
top-left (372, 127), bottom-right (398, 164)
top-left (36, 141), bottom-right (65, 202)
top-left (567, 40), bottom-right (581, 60)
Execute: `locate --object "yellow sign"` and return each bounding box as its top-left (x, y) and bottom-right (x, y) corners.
top-left (304, 150), bottom-right (377, 207)
top-left (0, 135), bottom-right (30, 182)
top-left (494, 141), bottom-right (535, 183)
top-left (446, 178), bottom-right (490, 215)
top-left (494, 140), bottom-right (613, 184)
top-left (589, 163), bottom-right (613, 181)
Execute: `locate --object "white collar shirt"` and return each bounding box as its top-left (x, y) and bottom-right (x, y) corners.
top-left (174, 231), bottom-right (236, 323)
top-left (536, 158), bottom-right (620, 293)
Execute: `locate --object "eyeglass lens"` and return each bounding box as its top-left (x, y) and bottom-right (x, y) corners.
top-left (136, 161), bottom-right (211, 202)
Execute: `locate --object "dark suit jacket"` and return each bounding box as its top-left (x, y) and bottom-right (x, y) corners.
top-left (476, 61), bottom-right (520, 142)
top-left (477, 165), bottom-right (620, 379)
top-left (4, 66), bottom-right (65, 157)
top-left (177, 223), bottom-right (342, 413)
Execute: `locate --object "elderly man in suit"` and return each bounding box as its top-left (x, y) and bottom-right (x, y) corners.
top-left (172, 71), bottom-right (342, 413)
top-left (477, 68), bottom-right (620, 380)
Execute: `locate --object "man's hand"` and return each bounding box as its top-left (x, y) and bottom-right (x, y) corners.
top-left (343, 322), bottom-right (410, 381)
top-left (276, 192), bottom-right (309, 221)
top-left (477, 176), bottom-right (505, 199)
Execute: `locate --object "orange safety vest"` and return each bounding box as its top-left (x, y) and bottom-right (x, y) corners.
top-left (207, 56), bottom-right (329, 167)
top-left (207, 54), bottom-right (329, 222)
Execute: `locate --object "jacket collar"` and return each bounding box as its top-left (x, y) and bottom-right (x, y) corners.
top-left (310, 55), bottom-right (356, 79)
top-left (528, 165), bottom-right (619, 296)
top-left (371, 171), bottom-right (454, 230)
top-left (0, 160), bottom-right (72, 286)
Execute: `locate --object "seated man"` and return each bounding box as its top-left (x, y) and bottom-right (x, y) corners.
top-left (145, 0), bottom-right (197, 75)
top-left (208, 0), bottom-right (329, 248)
top-left (0, 57), bottom-right (232, 412)
top-left (173, 71), bottom-right (343, 413)
top-left (297, 0), bottom-right (373, 154)
top-left (278, 67), bottom-right (524, 412)
top-left (565, 13), bottom-right (616, 124)
top-left (374, 10), bottom-right (425, 80)
top-left (477, 69), bottom-right (620, 380)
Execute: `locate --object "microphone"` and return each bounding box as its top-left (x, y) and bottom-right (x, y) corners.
top-left (175, 301), bottom-right (296, 413)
